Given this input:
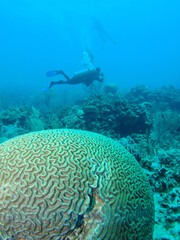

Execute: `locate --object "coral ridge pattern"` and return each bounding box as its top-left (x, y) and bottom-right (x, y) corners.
top-left (0, 129), bottom-right (154, 239)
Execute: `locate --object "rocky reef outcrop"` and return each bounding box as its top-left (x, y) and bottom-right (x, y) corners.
top-left (0, 85), bottom-right (179, 239)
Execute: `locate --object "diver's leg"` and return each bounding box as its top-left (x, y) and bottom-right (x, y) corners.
top-left (58, 70), bottom-right (70, 81)
top-left (49, 80), bottom-right (66, 89)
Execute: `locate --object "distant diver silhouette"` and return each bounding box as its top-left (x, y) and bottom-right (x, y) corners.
top-left (81, 49), bottom-right (94, 70)
top-left (92, 18), bottom-right (116, 46)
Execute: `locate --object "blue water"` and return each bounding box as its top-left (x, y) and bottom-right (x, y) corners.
top-left (0, 0), bottom-right (180, 95)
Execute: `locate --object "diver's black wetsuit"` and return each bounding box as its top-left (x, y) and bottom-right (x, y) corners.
top-left (49, 68), bottom-right (103, 89)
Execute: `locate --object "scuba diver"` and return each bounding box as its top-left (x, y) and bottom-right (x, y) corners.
top-left (92, 18), bottom-right (116, 47)
top-left (46, 67), bottom-right (104, 89)
top-left (81, 49), bottom-right (94, 70)
top-left (42, 50), bottom-right (103, 90)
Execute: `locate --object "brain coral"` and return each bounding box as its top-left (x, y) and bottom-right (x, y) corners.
top-left (0, 129), bottom-right (154, 240)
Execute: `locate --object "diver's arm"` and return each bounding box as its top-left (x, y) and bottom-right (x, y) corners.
top-left (95, 76), bottom-right (103, 82)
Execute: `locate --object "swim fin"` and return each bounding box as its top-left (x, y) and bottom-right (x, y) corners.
top-left (46, 71), bottom-right (59, 77)
top-left (41, 87), bottom-right (49, 91)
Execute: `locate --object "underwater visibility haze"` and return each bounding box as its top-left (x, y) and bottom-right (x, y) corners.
top-left (0, 1), bottom-right (180, 240)
top-left (0, 0), bottom-right (180, 93)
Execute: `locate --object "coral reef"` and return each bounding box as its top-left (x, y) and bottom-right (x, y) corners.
top-left (0, 106), bottom-right (28, 125)
top-left (103, 83), bottom-right (119, 95)
top-left (127, 85), bottom-right (180, 111)
top-left (54, 94), bottom-right (152, 138)
top-left (0, 85), bottom-right (179, 239)
top-left (0, 106), bottom-right (46, 136)
top-left (0, 129), bottom-right (154, 240)
top-left (120, 136), bottom-right (180, 240)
